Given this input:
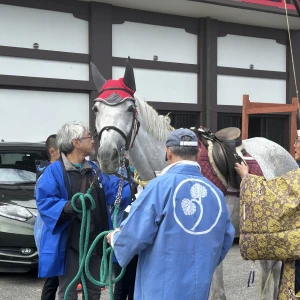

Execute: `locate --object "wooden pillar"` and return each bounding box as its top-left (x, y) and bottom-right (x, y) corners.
top-left (204, 18), bottom-right (218, 132)
top-left (241, 95), bottom-right (250, 140)
top-left (290, 97), bottom-right (298, 155)
top-left (89, 2), bottom-right (112, 159)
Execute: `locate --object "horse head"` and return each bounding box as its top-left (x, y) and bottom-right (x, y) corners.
top-left (91, 58), bottom-right (172, 179)
top-left (91, 58), bottom-right (140, 174)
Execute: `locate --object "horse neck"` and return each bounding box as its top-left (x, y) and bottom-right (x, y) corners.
top-left (128, 127), bottom-right (167, 181)
top-left (128, 99), bottom-right (170, 181)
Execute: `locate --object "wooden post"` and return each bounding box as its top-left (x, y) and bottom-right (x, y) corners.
top-left (290, 98), bottom-right (298, 155)
top-left (242, 95), bottom-right (250, 140)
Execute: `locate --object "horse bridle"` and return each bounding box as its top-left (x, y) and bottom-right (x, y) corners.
top-left (94, 96), bottom-right (140, 151)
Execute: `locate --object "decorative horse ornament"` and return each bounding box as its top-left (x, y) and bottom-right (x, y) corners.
top-left (91, 58), bottom-right (298, 300)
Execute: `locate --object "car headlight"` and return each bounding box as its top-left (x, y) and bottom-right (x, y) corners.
top-left (0, 203), bottom-right (33, 222)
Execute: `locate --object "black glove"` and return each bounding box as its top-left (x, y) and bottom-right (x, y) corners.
top-left (62, 201), bottom-right (77, 218)
top-left (74, 195), bottom-right (92, 210)
top-left (62, 196), bottom-right (92, 217)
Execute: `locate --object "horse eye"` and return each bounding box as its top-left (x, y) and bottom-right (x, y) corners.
top-left (127, 105), bottom-right (134, 112)
top-left (92, 128), bottom-right (98, 139)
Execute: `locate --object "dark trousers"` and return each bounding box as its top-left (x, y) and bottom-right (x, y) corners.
top-left (58, 248), bottom-right (101, 300)
top-left (113, 255), bottom-right (138, 300)
top-left (41, 277), bottom-right (59, 300)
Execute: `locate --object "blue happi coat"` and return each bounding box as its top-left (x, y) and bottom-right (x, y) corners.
top-left (36, 160), bottom-right (77, 277)
top-left (113, 162), bottom-right (235, 300)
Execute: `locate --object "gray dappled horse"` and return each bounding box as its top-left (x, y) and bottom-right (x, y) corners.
top-left (91, 59), bottom-right (298, 299)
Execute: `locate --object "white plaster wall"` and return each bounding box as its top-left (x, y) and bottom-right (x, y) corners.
top-left (0, 56), bottom-right (89, 81)
top-left (217, 75), bottom-right (286, 105)
top-left (113, 67), bottom-right (197, 104)
top-left (0, 4), bottom-right (89, 54)
top-left (112, 21), bottom-right (197, 64)
top-left (218, 34), bottom-right (286, 72)
top-left (0, 90), bottom-right (89, 142)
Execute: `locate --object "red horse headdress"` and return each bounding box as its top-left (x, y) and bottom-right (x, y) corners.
top-left (90, 58), bottom-right (140, 150)
top-left (91, 57), bottom-right (136, 105)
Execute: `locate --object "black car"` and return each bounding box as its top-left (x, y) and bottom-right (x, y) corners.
top-left (0, 142), bottom-right (48, 272)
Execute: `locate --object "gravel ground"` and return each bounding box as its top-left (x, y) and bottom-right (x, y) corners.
top-left (0, 241), bottom-right (268, 300)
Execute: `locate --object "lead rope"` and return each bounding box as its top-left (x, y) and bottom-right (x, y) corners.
top-left (64, 158), bottom-right (126, 300)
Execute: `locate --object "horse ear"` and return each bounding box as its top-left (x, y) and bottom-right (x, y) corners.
top-left (123, 57), bottom-right (136, 92)
top-left (90, 62), bottom-right (107, 93)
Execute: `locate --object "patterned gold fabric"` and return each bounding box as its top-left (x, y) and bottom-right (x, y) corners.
top-left (240, 169), bottom-right (300, 260)
top-left (133, 170), bottom-right (149, 188)
top-left (278, 261), bottom-right (300, 299)
top-left (239, 169), bottom-right (300, 299)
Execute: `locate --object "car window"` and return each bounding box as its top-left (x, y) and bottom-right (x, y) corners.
top-left (0, 152), bottom-right (47, 183)
top-left (0, 169), bottom-right (36, 182)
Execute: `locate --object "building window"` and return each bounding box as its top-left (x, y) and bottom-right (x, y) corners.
top-left (158, 111), bottom-right (200, 129)
top-left (217, 113), bottom-right (288, 150)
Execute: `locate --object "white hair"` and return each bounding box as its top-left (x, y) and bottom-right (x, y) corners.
top-left (57, 121), bottom-right (89, 154)
top-left (134, 96), bottom-right (172, 142)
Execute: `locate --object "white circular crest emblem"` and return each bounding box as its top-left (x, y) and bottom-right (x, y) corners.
top-left (173, 178), bottom-right (222, 235)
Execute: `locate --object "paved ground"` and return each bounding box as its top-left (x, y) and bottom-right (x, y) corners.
top-left (223, 242), bottom-right (262, 300)
top-left (0, 241), bottom-right (267, 300)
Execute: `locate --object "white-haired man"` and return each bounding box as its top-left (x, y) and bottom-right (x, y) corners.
top-left (36, 121), bottom-right (109, 300)
top-left (107, 128), bottom-right (235, 300)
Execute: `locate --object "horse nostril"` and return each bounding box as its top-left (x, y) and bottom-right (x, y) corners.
top-left (112, 149), bottom-right (118, 160)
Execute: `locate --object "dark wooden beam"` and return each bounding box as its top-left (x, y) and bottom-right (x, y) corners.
top-left (0, 46), bottom-right (89, 63)
top-left (217, 67), bottom-right (287, 80)
top-left (0, 75), bottom-right (93, 91)
top-left (148, 102), bottom-right (201, 112)
top-left (112, 57), bottom-right (198, 73)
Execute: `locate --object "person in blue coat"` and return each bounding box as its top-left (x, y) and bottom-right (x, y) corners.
top-left (34, 134), bottom-right (60, 300)
top-left (36, 122), bottom-right (109, 300)
top-left (107, 128), bottom-right (235, 300)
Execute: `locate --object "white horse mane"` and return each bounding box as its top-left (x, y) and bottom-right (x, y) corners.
top-left (134, 95), bottom-right (172, 142)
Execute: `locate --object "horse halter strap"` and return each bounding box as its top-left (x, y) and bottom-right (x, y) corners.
top-left (95, 98), bottom-right (140, 151)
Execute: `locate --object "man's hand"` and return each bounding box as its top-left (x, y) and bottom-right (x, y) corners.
top-left (107, 228), bottom-right (120, 246)
top-left (107, 232), bottom-right (113, 245)
top-left (75, 195), bottom-right (92, 210)
top-left (235, 162), bottom-right (249, 179)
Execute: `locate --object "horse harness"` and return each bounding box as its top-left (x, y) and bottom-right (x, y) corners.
top-left (94, 90), bottom-right (140, 151)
